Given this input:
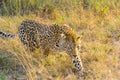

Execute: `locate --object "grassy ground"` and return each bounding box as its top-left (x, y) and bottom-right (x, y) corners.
top-left (0, 0), bottom-right (120, 80)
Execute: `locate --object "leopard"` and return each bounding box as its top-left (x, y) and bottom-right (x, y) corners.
top-left (0, 20), bottom-right (85, 74)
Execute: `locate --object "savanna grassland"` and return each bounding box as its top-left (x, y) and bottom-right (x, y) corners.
top-left (0, 0), bottom-right (120, 80)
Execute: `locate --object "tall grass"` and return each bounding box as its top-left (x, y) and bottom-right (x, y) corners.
top-left (0, 0), bottom-right (120, 16)
top-left (0, 0), bottom-right (120, 80)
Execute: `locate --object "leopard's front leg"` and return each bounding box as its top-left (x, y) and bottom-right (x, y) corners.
top-left (72, 55), bottom-right (87, 80)
top-left (72, 55), bottom-right (84, 72)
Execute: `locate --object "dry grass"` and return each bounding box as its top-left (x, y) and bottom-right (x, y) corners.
top-left (0, 1), bottom-right (120, 80)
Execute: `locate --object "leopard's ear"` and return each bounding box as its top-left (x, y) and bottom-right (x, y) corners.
top-left (77, 36), bottom-right (80, 40)
top-left (76, 36), bottom-right (82, 46)
top-left (77, 35), bottom-right (82, 40)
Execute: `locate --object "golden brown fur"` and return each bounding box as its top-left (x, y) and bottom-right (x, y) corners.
top-left (0, 20), bottom-right (84, 73)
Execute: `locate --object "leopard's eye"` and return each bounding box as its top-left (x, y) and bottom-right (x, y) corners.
top-left (56, 44), bottom-right (59, 47)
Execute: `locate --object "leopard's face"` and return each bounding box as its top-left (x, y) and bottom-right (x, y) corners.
top-left (56, 33), bottom-right (81, 57)
top-left (55, 33), bottom-right (84, 71)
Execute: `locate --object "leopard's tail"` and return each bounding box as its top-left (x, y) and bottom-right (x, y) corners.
top-left (0, 30), bottom-right (15, 38)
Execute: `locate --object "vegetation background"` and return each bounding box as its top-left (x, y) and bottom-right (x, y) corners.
top-left (0, 0), bottom-right (120, 80)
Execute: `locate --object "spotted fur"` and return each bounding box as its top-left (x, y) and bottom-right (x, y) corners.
top-left (0, 31), bottom-right (15, 38)
top-left (0, 20), bottom-right (84, 72)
